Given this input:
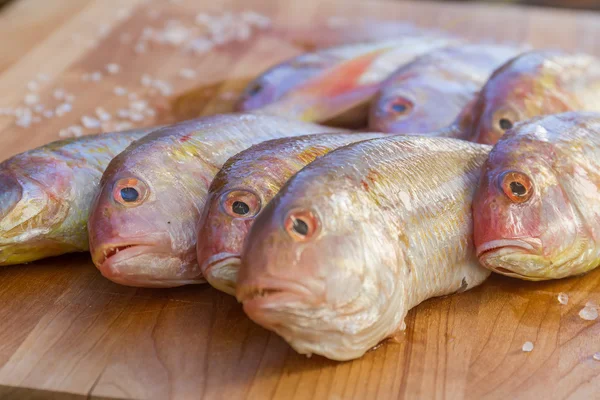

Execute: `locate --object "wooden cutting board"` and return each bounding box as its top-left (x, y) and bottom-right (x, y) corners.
top-left (0, 0), bottom-right (599, 399)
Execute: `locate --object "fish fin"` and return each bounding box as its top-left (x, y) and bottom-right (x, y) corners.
top-left (294, 48), bottom-right (391, 99)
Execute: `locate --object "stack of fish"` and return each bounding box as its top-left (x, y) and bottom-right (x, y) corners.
top-left (2, 32), bottom-right (600, 361)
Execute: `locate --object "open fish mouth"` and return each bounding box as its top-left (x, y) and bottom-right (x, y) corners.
top-left (237, 278), bottom-right (316, 309)
top-left (476, 239), bottom-right (540, 258)
top-left (201, 253), bottom-right (241, 295)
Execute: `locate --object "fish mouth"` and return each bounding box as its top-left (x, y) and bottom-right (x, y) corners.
top-left (201, 252), bottom-right (241, 295)
top-left (476, 239), bottom-right (540, 258)
top-left (237, 278), bottom-right (315, 308)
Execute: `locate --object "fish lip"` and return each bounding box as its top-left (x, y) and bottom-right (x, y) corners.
top-left (476, 238), bottom-right (541, 258)
top-left (237, 278), bottom-right (315, 307)
top-left (202, 252), bottom-right (241, 295)
top-left (93, 234), bottom-right (172, 267)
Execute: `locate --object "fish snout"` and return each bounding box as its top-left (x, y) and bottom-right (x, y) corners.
top-left (201, 252), bottom-right (241, 295)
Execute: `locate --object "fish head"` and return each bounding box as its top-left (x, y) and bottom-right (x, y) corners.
top-left (89, 143), bottom-right (206, 287)
top-left (0, 157), bottom-right (75, 265)
top-left (236, 54), bottom-right (338, 112)
top-left (237, 173), bottom-right (398, 360)
top-left (197, 176), bottom-right (267, 295)
top-left (471, 58), bottom-right (573, 145)
top-left (473, 131), bottom-right (582, 280)
top-left (370, 74), bottom-right (472, 133)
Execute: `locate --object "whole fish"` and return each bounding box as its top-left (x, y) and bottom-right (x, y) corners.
top-left (469, 50), bottom-right (600, 145)
top-left (88, 114), bottom-right (340, 288)
top-left (474, 112), bottom-right (600, 280)
top-left (237, 136), bottom-right (491, 361)
top-left (369, 44), bottom-right (523, 134)
top-left (0, 128), bottom-right (153, 266)
top-left (197, 132), bottom-right (386, 295)
top-left (236, 36), bottom-right (457, 126)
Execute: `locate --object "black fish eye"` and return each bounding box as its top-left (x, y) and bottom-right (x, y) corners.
top-left (509, 181), bottom-right (527, 197)
top-left (247, 82), bottom-right (263, 96)
top-left (292, 218), bottom-right (309, 236)
top-left (232, 201), bottom-right (250, 215)
top-left (120, 187), bottom-right (139, 202)
top-left (499, 118), bottom-right (513, 131)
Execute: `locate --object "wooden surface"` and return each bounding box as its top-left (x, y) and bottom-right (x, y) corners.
top-left (1, 0), bottom-right (600, 399)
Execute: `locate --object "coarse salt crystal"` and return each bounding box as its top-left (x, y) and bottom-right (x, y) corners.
top-left (33, 104), bottom-right (45, 113)
top-left (594, 352), bottom-right (600, 361)
top-left (141, 74), bottom-right (153, 87)
top-left (187, 38), bottom-right (213, 54)
top-left (579, 305), bottom-right (598, 321)
top-left (152, 80), bottom-right (173, 96)
top-left (24, 93), bottom-right (40, 106)
top-left (522, 341), bottom-right (534, 352)
top-left (113, 86), bottom-right (128, 96)
top-left (106, 63), bottom-right (121, 74)
top-left (70, 125), bottom-right (84, 137)
top-left (117, 109), bottom-right (130, 119)
top-left (81, 116), bottom-right (101, 129)
top-left (144, 108), bottom-right (156, 117)
top-left (95, 107), bottom-right (112, 121)
top-left (43, 110), bottom-right (54, 118)
top-left (114, 122), bottom-right (134, 130)
top-left (130, 100), bottom-right (147, 112)
top-left (178, 68), bottom-right (197, 79)
top-left (55, 103), bottom-right (72, 116)
top-left (65, 94), bottom-right (76, 103)
top-left (90, 72), bottom-right (103, 82)
top-left (241, 11), bottom-right (271, 29)
top-left (134, 42), bottom-right (147, 54)
top-left (557, 293), bottom-right (569, 305)
top-left (27, 81), bottom-right (39, 91)
top-left (53, 89), bottom-right (66, 100)
top-left (37, 73), bottom-right (50, 82)
top-left (129, 112), bottom-right (144, 122)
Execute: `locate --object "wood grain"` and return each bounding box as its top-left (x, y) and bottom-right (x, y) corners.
top-left (0, 0), bottom-right (599, 399)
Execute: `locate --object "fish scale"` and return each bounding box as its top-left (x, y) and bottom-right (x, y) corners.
top-left (237, 135), bottom-right (491, 361)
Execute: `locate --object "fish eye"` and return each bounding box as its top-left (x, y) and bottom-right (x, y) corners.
top-left (387, 97), bottom-right (413, 117)
top-left (221, 189), bottom-right (261, 218)
top-left (284, 209), bottom-right (319, 242)
top-left (113, 177), bottom-right (148, 206)
top-left (499, 118), bottom-right (513, 131)
top-left (499, 171), bottom-right (534, 203)
top-left (246, 81), bottom-right (263, 97)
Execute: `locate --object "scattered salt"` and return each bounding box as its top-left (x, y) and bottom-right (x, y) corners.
top-left (594, 352), bottom-right (600, 361)
top-left (33, 104), bottom-right (45, 113)
top-left (70, 125), bottom-right (84, 137)
top-left (187, 38), bottom-right (213, 54)
top-left (152, 79), bottom-right (173, 96)
top-left (27, 81), bottom-right (39, 91)
top-left (117, 109), bottom-right (130, 119)
top-left (37, 73), bottom-right (50, 82)
top-left (134, 42), bottom-right (147, 54)
top-left (522, 341), bottom-right (534, 352)
top-left (95, 107), bottom-right (112, 122)
top-left (144, 108), bottom-right (156, 117)
top-left (106, 63), bottom-right (121, 74)
top-left (65, 94), bottom-right (76, 103)
top-left (579, 304), bottom-right (598, 321)
top-left (113, 122), bottom-right (134, 130)
top-left (141, 74), bottom-right (153, 87)
top-left (557, 293), bottom-right (569, 305)
top-left (43, 110), bottom-right (54, 118)
top-left (113, 86), bottom-right (128, 96)
top-left (98, 23), bottom-right (111, 37)
top-left (24, 93), bottom-right (40, 106)
top-left (81, 116), bottom-right (101, 129)
top-left (129, 112), bottom-right (145, 122)
top-left (178, 68), bottom-right (197, 79)
top-left (130, 100), bottom-right (148, 112)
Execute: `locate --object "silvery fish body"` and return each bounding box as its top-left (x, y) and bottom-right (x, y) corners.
top-left (0, 128), bottom-right (152, 265)
top-left (237, 135), bottom-right (491, 360)
top-left (197, 132), bottom-right (387, 295)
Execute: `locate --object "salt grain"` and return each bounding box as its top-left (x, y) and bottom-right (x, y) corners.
top-left (117, 109), bottom-right (130, 119)
top-left (24, 93), bottom-right (40, 106)
top-left (106, 63), bottom-right (121, 74)
top-left (522, 341), bottom-right (534, 352)
top-left (557, 293), bottom-right (569, 305)
top-left (113, 86), bottom-right (128, 96)
top-left (55, 103), bottom-right (72, 116)
top-left (65, 94), bottom-right (76, 103)
top-left (178, 68), bottom-right (197, 79)
top-left (141, 74), bottom-right (153, 87)
top-left (95, 107), bottom-right (112, 122)
top-left (53, 89), bottom-right (66, 100)
top-left (594, 352), bottom-right (600, 361)
top-left (37, 73), bottom-right (50, 82)
top-left (33, 104), bottom-right (45, 113)
top-left (579, 305), bottom-right (598, 321)
top-left (152, 79), bottom-right (173, 96)
top-left (90, 72), bottom-right (103, 82)
top-left (70, 125), bottom-right (84, 137)
top-left (134, 42), bottom-right (147, 54)
top-left (81, 116), bottom-right (101, 129)
top-left (43, 110), bottom-right (54, 118)
top-left (27, 81), bottom-right (39, 91)
top-left (129, 112), bottom-right (144, 122)
top-left (113, 122), bottom-right (134, 130)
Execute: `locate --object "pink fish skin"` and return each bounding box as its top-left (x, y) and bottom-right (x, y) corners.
top-left (369, 44), bottom-right (523, 135)
top-left (0, 128), bottom-right (152, 265)
top-left (237, 135), bottom-right (491, 360)
top-left (469, 50), bottom-right (600, 145)
top-left (197, 132), bottom-right (386, 295)
top-left (236, 36), bottom-right (457, 125)
top-left (88, 114), bottom-right (340, 288)
top-left (474, 112), bottom-right (600, 280)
